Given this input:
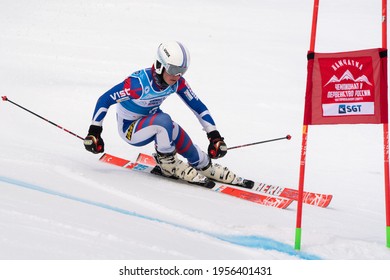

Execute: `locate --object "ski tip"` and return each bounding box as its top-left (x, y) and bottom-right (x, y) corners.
top-left (303, 194), bottom-right (333, 208)
top-left (320, 194), bottom-right (333, 208)
top-left (282, 199), bottom-right (294, 209)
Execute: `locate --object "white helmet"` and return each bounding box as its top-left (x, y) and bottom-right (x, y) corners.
top-left (154, 41), bottom-right (190, 76)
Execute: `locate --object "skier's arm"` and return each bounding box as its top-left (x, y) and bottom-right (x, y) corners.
top-left (91, 83), bottom-right (125, 126)
top-left (176, 78), bottom-right (217, 133)
top-left (176, 78), bottom-right (227, 158)
top-left (84, 77), bottom-right (141, 154)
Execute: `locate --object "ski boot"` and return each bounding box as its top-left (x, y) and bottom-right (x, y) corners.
top-left (199, 160), bottom-right (254, 188)
top-left (154, 151), bottom-right (215, 188)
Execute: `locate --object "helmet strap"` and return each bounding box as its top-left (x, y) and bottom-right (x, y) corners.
top-left (152, 66), bottom-right (169, 89)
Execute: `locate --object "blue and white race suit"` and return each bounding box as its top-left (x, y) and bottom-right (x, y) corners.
top-left (90, 67), bottom-right (216, 169)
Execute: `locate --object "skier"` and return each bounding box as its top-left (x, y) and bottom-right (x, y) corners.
top-left (84, 41), bottom-right (249, 187)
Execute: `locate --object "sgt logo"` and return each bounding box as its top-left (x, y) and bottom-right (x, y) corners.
top-left (126, 121), bottom-right (136, 140)
top-left (338, 104), bottom-right (362, 114)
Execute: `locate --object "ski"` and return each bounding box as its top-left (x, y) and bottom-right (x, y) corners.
top-left (99, 153), bottom-right (293, 209)
top-left (251, 182), bottom-right (333, 208)
top-left (136, 153), bottom-right (333, 208)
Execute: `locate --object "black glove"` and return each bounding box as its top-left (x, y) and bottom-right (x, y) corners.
top-left (84, 125), bottom-right (104, 154)
top-left (207, 130), bottom-right (227, 159)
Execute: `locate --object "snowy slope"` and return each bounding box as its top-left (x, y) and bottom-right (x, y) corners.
top-left (1, 0), bottom-right (390, 266)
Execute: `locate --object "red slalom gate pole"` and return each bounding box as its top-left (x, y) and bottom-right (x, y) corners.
top-left (295, 0), bottom-right (320, 251)
top-left (2, 96), bottom-right (85, 141)
top-left (381, 0), bottom-right (390, 248)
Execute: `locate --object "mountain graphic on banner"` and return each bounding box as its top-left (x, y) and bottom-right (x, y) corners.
top-left (324, 70), bottom-right (373, 87)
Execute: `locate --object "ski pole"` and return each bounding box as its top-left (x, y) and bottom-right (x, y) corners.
top-left (1, 96), bottom-right (85, 140)
top-left (228, 135), bottom-right (291, 150)
top-left (2, 95), bottom-right (291, 148)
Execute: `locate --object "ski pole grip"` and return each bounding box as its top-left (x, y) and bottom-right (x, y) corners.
top-left (1, 96), bottom-right (8, 101)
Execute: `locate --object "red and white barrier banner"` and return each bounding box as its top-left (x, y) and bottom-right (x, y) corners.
top-left (303, 48), bottom-right (388, 125)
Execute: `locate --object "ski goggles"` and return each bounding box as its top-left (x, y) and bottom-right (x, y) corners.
top-left (165, 63), bottom-right (188, 76)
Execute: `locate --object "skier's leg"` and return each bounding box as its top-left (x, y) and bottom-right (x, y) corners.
top-left (172, 123), bottom-right (240, 184)
top-left (117, 113), bottom-right (204, 182)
